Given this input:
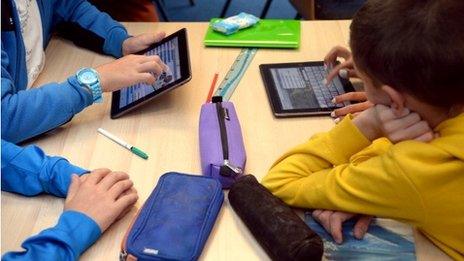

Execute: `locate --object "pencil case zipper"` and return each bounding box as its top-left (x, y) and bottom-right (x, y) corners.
top-left (120, 207), bottom-right (142, 261)
top-left (215, 101), bottom-right (243, 177)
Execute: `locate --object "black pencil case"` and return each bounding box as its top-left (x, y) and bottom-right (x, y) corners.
top-left (228, 175), bottom-right (323, 261)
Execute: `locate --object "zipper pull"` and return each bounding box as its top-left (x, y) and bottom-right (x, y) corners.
top-left (222, 108), bottom-right (230, 120)
top-left (220, 160), bottom-right (243, 177)
top-left (119, 250), bottom-right (128, 261)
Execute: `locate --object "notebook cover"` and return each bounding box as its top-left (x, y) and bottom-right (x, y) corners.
top-left (204, 19), bottom-right (300, 48)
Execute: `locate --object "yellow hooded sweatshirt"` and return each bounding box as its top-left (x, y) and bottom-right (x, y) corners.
top-left (262, 113), bottom-right (464, 260)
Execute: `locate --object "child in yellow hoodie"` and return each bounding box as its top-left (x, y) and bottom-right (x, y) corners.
top-left (261, 0), bottom-right (464, 259)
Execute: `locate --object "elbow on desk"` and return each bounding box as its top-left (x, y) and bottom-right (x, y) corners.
top-left (261, 168), bottom-right (303, 207)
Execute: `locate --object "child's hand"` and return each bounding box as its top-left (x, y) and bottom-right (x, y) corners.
top-left (64, 169), bottom-right (138, 232)
top-left (331, 91), bottom-right (374, 119)
top-left (95, 54), bottom-right (168, 92)
top-left (312, 210), bottom-right (373, 244)
top-left (324, 46), bottom-right (359, 85)
top-left (122, 32), bottom-right (166, 56)
top-left (353, 104), bottom-right (436, 143)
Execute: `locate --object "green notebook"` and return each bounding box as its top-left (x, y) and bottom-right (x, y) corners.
top-left (204, 19), bottom-right (300, 48)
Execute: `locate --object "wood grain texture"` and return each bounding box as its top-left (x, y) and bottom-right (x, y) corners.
top-left (1, 21), bottom-right (450, 261)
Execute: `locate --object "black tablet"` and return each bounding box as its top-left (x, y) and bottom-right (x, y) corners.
top-left (111, 28), bottom-right (191, 119)
top-left (260, 61), bottom-right (355, 117)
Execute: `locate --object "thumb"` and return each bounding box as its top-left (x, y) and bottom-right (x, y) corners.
top-left (67, 174), bottom-right (81, 198)
top-left (139, 32), bottom-right (166, 46)
top-left (152, 32), bottom-right (166, 43)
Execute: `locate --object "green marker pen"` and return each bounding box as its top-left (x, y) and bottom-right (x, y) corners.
top-left (98, 128), bottom-right (149, 160)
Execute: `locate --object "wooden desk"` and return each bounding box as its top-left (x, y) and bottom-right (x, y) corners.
top-left (1, 21), bottom-right (451, 260)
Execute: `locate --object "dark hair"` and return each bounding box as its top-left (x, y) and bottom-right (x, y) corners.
top-left (350, 0), bottom-right (464, 107)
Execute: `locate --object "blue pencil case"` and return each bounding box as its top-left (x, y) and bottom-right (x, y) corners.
top-left (120, 172), bottom-right (224, 261)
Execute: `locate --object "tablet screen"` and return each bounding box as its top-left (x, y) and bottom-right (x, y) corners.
top-left (269, 66), bottom-right (345, 110)
top-left (118, 37), bottom-right (182, 109)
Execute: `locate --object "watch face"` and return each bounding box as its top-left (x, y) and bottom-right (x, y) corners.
top-left (78, 69), bottom-right (98, 85)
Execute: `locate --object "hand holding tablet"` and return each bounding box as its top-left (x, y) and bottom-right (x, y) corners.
top-left (111, 28), bottom-right (192, 119)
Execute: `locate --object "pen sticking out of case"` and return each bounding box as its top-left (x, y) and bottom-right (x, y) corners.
top-left (199, 96), bottom-right (246, 189)
top-left (229, 175), bottom-right (324, 261)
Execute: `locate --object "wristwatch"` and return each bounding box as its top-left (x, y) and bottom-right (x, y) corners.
top-left (76, 68), bottom-right (103, 103)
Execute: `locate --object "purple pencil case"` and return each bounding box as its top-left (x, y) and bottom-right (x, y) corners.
top-left (199, 96), bottom-right (246, 189)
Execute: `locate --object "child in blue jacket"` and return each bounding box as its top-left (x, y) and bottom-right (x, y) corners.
top-left (1, 0), bottom-right (167, 143)
top-left (2, 140), bottom-right (138, 260)
top-left (1, 0), bottom-right (167, 259)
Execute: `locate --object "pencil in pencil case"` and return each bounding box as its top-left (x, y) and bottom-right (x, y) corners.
top-left (228, 175), bottom-right (324, 261)
top-left (120, 172), bottom-right (224, 261)
top-left (199, 96), bottom-right (246, 189)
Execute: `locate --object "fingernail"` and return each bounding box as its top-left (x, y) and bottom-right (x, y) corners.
top-left (334, 117), bottom-right (341, 124)
top-left (339, 69), bottom-right (348, 79)
top-left (331, 97), bottom-right (336, 104)
top-left (330, 111), bottom-right (336, 118)
top-left (322, 79), bottom-right (328, 86)
top-left (335, 238), bottom-right (342, 244)
top-left (324, 63), bottom-right (328, 70)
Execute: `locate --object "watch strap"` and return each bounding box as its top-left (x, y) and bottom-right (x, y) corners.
top-left (88, 81), bottom-right (103, 103)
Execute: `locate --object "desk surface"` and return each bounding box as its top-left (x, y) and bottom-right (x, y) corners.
top-left (1, 21), bottom-right (451, 260)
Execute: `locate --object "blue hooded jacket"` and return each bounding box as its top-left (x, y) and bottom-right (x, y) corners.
top-left (1, 139), bottom-right (100, 260)
top-left (1, 0), bottom-right (129, 143)
top-left (1, 0), bottom-right (130, 259)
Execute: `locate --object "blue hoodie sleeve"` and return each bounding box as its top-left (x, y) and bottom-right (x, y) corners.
top-left (53, 0), bottom-right (130, 58)
top-left (1, 49), bottom-right (94, 143)
top-left (2, 210), bottom-right (101, 261)
top-left (1, 139), bottom-right (88, 197)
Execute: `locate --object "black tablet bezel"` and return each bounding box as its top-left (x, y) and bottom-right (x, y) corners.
top-left (259, 61), bottom-right (355, 118)
top-left (111, 28), bottom-right (191, 119)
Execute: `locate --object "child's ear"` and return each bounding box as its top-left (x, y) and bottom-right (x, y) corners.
top-left (381, 85), bottom-right (406, 116)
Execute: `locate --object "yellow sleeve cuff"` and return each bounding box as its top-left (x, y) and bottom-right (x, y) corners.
top-left (326, 114), bottom-right (372, 160)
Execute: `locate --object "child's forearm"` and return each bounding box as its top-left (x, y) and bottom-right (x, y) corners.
top-left (262, 116), bottom-right (372, 205)
top-left (1, 140), bottom-right (88, 197)
top-left (55, 1), bottom-right (129, 58)
top-left (2, 211), bottom-right (101, 261)
top-left (265, 116), bottom-right (371, 177)
top-left (261, 140), bottom-right (425, 224)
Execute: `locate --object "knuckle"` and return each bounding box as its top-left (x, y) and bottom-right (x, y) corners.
top-left (125, 179), bottom-right (134, 187)
top-left (387, 133), bottom-right (398, 142)
top-left (419, 121), bottom-right (429, 129)
top-left (411, 113), bottom-right (420, 122)
top-left (116, 171), bottom-right (129, 179)
top-left (330, 214), bottom-right (340, 223)
top-left (347, 92), bottom-right (356, 99)
top-left (117, 180), bottom-right (132, 190)
top-left (378, 111), bottom-right (390, 122)
top-left (96, 168), bottom-right (111, 173)
top-left (337, 107), bottom-right (350, 116)
top-left (320, 211), bottom-right (331, 220)
top-left (383, 123), bottom-right (394, 133)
